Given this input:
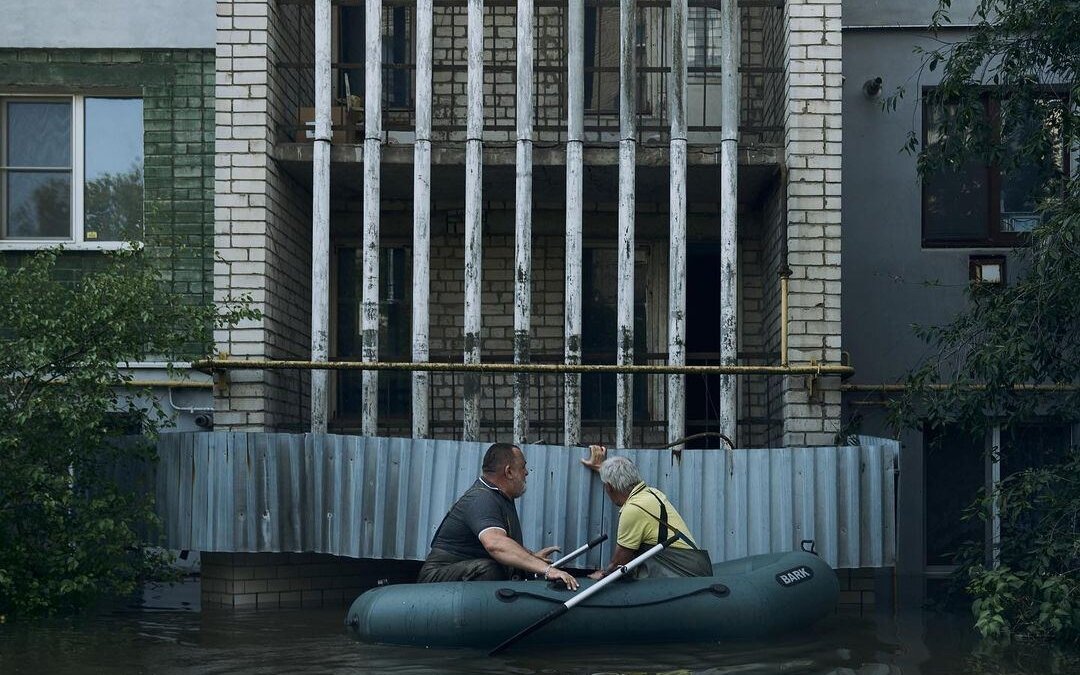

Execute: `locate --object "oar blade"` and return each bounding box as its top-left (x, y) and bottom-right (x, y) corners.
top-left (488, 605), bottom-right (568, 656)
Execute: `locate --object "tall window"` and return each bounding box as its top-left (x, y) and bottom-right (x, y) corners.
top-left (0, 95), bottom-right (143, 246)
top-left (580, 247), bottom-right (649, 421)
top-left (924, 421), bottom-right (1074, 569)
top-left (336, 246), bottom-right (411, 423)
top-left (687, 7), bottom-right (722, 73)
top-left (584, 7), bottom-right (620, 112)
top-left (922, 93), bottom-right (1067, 247)
top-left (339, 6), bottom-right (413, 109)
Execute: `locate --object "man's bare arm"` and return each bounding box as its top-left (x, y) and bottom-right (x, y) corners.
top-left (478, 528), bottom-right (580, 590)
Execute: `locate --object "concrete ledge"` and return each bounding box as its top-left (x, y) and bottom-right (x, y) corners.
top-left (201, 552), bottom-right (424, 609)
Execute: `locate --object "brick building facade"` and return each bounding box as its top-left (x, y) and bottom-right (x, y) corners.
top-left (211, 0), bottom-right (845, 449)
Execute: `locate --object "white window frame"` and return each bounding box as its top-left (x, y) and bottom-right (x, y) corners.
top-left (0, 93), bottom-right (141, 251)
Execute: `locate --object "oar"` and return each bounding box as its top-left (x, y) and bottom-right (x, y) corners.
top-left (548, 533), bottom-right (608, 570)
top-left (490, 533), bottom-right (680, 655)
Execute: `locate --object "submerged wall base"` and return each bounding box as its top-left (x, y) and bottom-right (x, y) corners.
top-left (200, 552), bottom-right (422, 609)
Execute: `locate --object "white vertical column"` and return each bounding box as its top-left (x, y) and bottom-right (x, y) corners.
top-left (563, 0), bottom-right (584, 446)
top-left (615, 0), bottom-right (637, 449)
top-left (718, 0), bottom-right (740, 443)
top-left (311, 0), bottom-right (332, 433)
top-left (361, 0), bottom-right (383, 436)
top-left (667, 0), bottom-right (688, 447)
top-left (412, 0), bottom-right (434, 438)
top-left (513, 0), bottom-right (534, 444)
top-left (463, 0), bottom-right (485, 441)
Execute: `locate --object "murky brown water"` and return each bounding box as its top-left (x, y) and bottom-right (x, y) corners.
top-left (0, 580), bottom-right (1077, 675)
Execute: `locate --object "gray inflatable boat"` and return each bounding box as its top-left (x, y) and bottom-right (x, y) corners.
top-left (345, 550), bottom-right (838, 649)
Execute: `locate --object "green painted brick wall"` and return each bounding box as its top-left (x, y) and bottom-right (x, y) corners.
top-left (0, 48), bottom-right (216, 357)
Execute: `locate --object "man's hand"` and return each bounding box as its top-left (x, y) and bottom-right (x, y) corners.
top-left (546, 567), bottom-right (579, 591)
top-left (580, 444), bottom-right (607, 473)
top-left (586, 569), bottom-right (605, 581)
top-left (533, 545), bottom-right (561, 563)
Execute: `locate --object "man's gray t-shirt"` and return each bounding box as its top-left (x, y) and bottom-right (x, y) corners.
top-left (429, 477), bottom-right (523, 559)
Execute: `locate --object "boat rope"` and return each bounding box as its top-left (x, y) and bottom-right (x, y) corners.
top-left (494, 582), bottom-right (730, 607)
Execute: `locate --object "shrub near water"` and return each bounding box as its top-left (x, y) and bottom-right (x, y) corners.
top-left (0, 249), bottom-right (255, 618)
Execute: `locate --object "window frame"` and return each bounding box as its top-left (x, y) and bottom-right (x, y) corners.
top-left (686, 6), bottom-right (723, 79)
top-left (920, 88), bottom-right (1071, 249)
top-left (922, 420), bottom-right (1078, 576)
top-left (0, 92), bottom-right (142, 251)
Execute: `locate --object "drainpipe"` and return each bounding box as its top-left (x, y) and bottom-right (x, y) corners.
top-left (310, 0), bottom-right (332, 434)
top-left (361, 0), bottom-right (383, 436)
top-left (412, 0), bottom-right (433, 438)
top-left (463, 0), bottom-right (485, 441)
top-left (667, 0), bottom-right (688, 447)
top-left (564, 0), bottom-right (585, 446)
top-left (718, 0), bottom-right (740, 444)
top-left (513, 0), bottom-right (535, 444)
top-left (616, 0), bottom-right (637, 449)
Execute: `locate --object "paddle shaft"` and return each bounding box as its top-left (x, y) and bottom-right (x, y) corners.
top-left (489, 534), bottom-right (680, 655)
top-left (549, 533), bottom-right (608, 569)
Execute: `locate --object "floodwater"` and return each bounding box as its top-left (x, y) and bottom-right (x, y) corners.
top-left (1, 580), bottom-right (1077, 675)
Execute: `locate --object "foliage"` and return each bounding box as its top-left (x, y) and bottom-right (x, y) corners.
top-left (885, 0), bottom-right (1080, 643)
top-left (960, 448), bottom-right (1080, 644)
top-left (0, 248), bottom-right (256, 618)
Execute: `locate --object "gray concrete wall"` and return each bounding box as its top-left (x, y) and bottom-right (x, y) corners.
top-left (843, 0), bottom-right (980, 27)
top-left (0, 0), bottom-right (215, 49)
top-left (840, 29), bottom-right (1027, 387)
top-left (841, 28), bottom-right (1020, 592)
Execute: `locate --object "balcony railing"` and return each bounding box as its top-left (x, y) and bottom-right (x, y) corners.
top-left (275, 0), bottom-right (784, 145)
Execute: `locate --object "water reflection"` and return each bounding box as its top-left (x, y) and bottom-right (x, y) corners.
top-left (0, 584), bottom-right (1076, 675)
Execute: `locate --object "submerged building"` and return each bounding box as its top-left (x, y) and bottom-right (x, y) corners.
top-left (2, 0), bottom-right (1071, 609)
top-left (209, 0), bottom-right (844, 452)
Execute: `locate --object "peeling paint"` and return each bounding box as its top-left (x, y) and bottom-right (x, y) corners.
top-left (718, 0), bottom-right (740, 444)
top-left (462, 0), bottom-right (484, 443)
top-left (310, 0), bottom-right (332, 434)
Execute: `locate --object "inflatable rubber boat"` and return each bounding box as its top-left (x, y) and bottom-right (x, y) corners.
top-left (345, 549), bottom-right (839, 650)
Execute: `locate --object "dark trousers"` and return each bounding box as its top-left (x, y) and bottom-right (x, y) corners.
top-left (418, 548), bottom-right (508, 583)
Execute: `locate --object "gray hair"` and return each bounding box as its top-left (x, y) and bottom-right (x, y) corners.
top-left (598, 456), bottom-right (642, 494)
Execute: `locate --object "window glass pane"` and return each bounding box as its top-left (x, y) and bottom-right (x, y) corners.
top-left (1001, 423), bottom-right (1072, 476)
top-left (999, 101), bottom-right (1064, 234)
top-left (923, 99), bottom-right (991, 244)
top-left (84, 98), bottom-right (143, 242)
top-left (924, 426), bottom-right (985, 566)
top-left (6, 101), bottom-right (71, 168)
top-left (924, 162), bottom-right (989, 242)
top-left (687, 7), bottom-right (722, 70)
top-left (585, 7), bottom-right (620, 111)
top-left (5, 171), bottom-right (71, 238)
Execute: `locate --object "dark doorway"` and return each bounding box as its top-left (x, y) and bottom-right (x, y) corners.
top-left (684, 245), bottom-right (725, 448)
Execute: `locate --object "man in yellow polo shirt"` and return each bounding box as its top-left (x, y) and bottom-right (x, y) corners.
top-left (582, 448), bottom-right (712, 579)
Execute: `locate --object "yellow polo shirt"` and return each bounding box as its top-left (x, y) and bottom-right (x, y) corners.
top-left (617, 482), bottom-right (697, 551)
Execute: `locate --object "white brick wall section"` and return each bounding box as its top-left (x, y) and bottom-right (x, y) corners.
top-left (781, 0), bottom-right (842, 446)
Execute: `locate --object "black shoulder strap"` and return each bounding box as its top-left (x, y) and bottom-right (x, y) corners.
top-left (629, 490), bottom-right (698, 550)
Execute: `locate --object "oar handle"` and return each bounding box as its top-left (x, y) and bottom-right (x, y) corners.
top-left (549, 533), bottom-right (608, 569)
top-left (489, 533), bottom-right (679, 655)
top-left (562, 533), bottom-right (679, 610)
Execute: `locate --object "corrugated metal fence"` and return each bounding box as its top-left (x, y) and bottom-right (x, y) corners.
top-left (155, 432), bottom-right (898, 569)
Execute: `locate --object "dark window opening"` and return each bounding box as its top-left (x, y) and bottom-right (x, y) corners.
top-left (581, 247), bottom-right (648, 422)
top-left (684, 246), bottom-right (726, 448)
top-left (335, 246), bottom-right (411, 422)
top-left (340, 5), bottom-right (413, 109)
top-left (922, 93), bottom-right (1068, 247)
top-left (924, 425), bottom-right (986, 567)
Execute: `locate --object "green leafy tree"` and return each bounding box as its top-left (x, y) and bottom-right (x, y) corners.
top-left (0, 248), bottom-right (256, 619)
top-left (887, 0), bottom-right (1079, 643)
